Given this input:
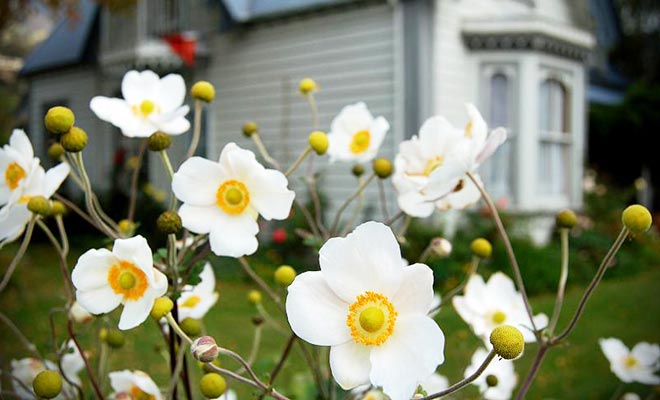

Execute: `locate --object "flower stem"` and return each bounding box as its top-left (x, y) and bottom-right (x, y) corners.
top-left (251, 133), bottom-right (281, 170)
top-left (185, 100), bottom-right (203, 159)
top-left (67, 319), bottom-right (105, 400)
top-left (306, 93), bottom-right (320, 129)
top-left (548, 228), bottom-right (570, 336)
top-left (329, 174), bottom-right (375, 234)
top-left (167, 340), bottom-right (188, 400)
top-left (467, 171), bottom-right (538, 336)
top-left (165, 312), bottom-right (193, 345)
top-left (285, 146), bottom-right (312, 177)
top-left (515, 344), bottom-right (549, 399)
top-left (441, 256), bottom-right (480, 306)
top-left (36, 219), bottom-right (74, 301)
top-left (128, 140), bottom-right (148, 222)
top-left (552, 227), bottom-right (629, 344)
top-left (421, 349), bottom-right (496, 399)
top-left (378, 179), bottom-right (390, 221)
top-left (0, 216), bottom-right (36, 294)
top-left (239, 257), bottom-right (282, 307)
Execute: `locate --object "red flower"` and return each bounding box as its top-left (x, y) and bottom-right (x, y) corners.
top-left (272, 228), bottom-right (287, 244)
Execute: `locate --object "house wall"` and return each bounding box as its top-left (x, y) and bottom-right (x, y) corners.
top-left (206, 2), bottom-right (400, 220)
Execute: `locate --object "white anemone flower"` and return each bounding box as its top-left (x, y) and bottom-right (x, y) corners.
top-left (452, 272), bottom-right (548, 344)
top-left (0, 131), bottom-right (69, 247)
top-left (90, 70), bottom-right (190, 138)
top-left (172, 142), bottom-right (295, 258)
top-left (392, 116), bottom-right (481, 217)
top-left (71, 235), bottom-right (168, 330)
top-left (177, 262), bottom-right (219, 320)
top-left (109, 370), bottom-right (163, 400)
top-left (465, 347), bottom-right (517, 400)
top-left (286, 221), bottom-right (445, 400)
top-left (327, 102), bottom-right (389, 163)
top-left (599, 338), bottom-right (660, 384)
top-left (0, 129), bottom-right (42, 207)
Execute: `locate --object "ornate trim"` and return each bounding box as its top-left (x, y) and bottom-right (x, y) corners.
top-left (463, 33), bottom-right (590, 62)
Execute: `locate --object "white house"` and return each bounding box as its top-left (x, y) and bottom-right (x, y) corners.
top-left (20, 0), bottom-right (596, 243)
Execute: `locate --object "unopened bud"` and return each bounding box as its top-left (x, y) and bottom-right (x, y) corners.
top-left (556, 209), bottom-right (577, 229)
top-left (485, 374), bottom-right (498, 387)
top-left (180, 318), bottom-right (202, 337)
top-left (242, 121), bottom-right (258, 137)
top-left (191, 81), bottom-right (216, 103)
top-left (50, 200), bottom-right (67, 216)
top-left (373, 158), bottom-right (393, 179)
top-left (192, 336), bottom-right (219, 363)
top-left (470, 238), bottom-right (492, 259)
top-left (150, 297), bottom-right (174, 320)
top-left (298, 78), bottom-right (318, 95)
top-left (352, 164), bottom-right (365, 177)
top-left (69, 301), bottom-right (93, 324)
top-left (27, 196), bottom-right (50, 216)
top-left (274, 265), bottom-right (296, 287)
top-left (33, 370), bottom-right (62, 399)
top-left (247, 290), bottom-right (262, 305)
top-left (308, 131), bottom-right (329, 155)
top-left (157, 211), bottom-right (182, 235)
top-left (44, 106), bottom-right (75, 135)
top-left (200, 373), bottom-right (227, 398)
top-left (490, 325), bottom-right (524, 360)
top-left (147, 131), bottom-right (171, 152)
top-left (47, 143), bottom-right (65, 159)
top-left (430, 237), bottom-right (452, 258)
top-left (104, 328), bottom-right (125, 349)
top-left (60, 126), bottom-right (88, 152)
top-left (622, 204), bottom-right (652, 234)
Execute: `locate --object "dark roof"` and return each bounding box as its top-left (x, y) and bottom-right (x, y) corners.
top-left (20, 0), bottom-right (99, 76)
top-left (221, 0), bottom-right (354, 23)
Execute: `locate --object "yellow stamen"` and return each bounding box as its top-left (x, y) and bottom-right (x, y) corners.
top-left (624, 355), bottom-right (638, 369)
top-left (130, 386), bottom-right (155, 400)
top-left (181, 295), bottom-right (201, 308)
top-left (216, 180), bottom-right (250, 215)
top-left (347, 291), bottom-right (397, 346)
top-left (465, 120), bottom-right (473, 138)
top-left (350, 130), bottom-right (371, 154)
top-left (423, 155), bottom-right (445, 176)
top-left (5, 162), bottom-right (26, 190)
top-left (132, 100), bottom-right (159, 117)
top-left (108, 260), bottom-right (148, 301)
top-left (492, 310), bottom-right (507, 324)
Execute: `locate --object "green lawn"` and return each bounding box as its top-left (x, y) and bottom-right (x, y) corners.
top-left (1, 242), bottom-right (659, 399)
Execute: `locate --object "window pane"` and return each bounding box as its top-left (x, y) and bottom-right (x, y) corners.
top-left (538, 78), bottom-right (570, 197)
top-left (482, 72), bottom-right (512, 200)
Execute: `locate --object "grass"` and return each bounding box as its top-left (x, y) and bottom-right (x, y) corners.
top-left (1, 241), bottom-right (659, 399)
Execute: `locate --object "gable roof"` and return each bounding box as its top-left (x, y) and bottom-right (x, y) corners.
top-left (20, 0), bottom-right (99, 77)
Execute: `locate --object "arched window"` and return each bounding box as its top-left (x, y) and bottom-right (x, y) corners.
top-left (538, 79), bottom-right (571, 197)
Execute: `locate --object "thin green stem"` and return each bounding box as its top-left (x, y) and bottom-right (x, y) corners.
top-left (165, 313), bottom-right (193, 345)
top-left (127, 140), bottom-right (148, 221)
top-left (160, 150), bottom-right (175, 179)
top-left (306, 93), bottom-right (320, 129)
top-left (239, 257), bottom-right (282, 307)
top-left (421, 350), bottom-right (496, 399)
top-left (285, 146), bottom-right (312, 177)
top-left (441, 256), bottom-right (480, 306)
top-left (378, 179), bottom-right (390, 221)
top-left (55, 215), bottom-right (69, 256)
top-left (167, 340), bottom-right (188, 400)
top-left (548, 228), bottom-right (570, 336)
top-left (185, 100), bottom-right (203, 159)
top-left (251, 133), bottom-right (280, 170)
top-left (36, 219), bottom-right (73, 301)
top-left (0, 216), bottom-right (36, 294)
top-left (341, 176), bottom-right (365, 236)
top-left (515, 344), bottom-right (549, 400)
top-left (329, 174), bottom-right (375, 234)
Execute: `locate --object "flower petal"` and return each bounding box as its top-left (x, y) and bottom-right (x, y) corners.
top-left (90, 97), bottom-right (134, 127)
top-left (208, 212), bottom-right (259, 257)
top-left (9, 129), bottom-right (34, 160)
top-left (76, 286), bottom-right (122, 315)
top-left (122, 70), bottom-right (160, 105)
top-left (157, 73), bottom-right (186, 112)
top-left (631, 342), bottom-right (660, 367)
top-left (71, 248), bottom-right (117, 290)
top-left (476, 128), bottom-right (507, 166)
top-left (329, 341), bottom-right (372, 390)
top-left (0, 203), bottom-right (31, 247)
top-left (112, 235), bottom-right (154, 279)
top-left (119, 296), bottom-right (154, 330)
top-left (319, 221), bottom-right (402, 302)
top-left (286, 271), bottom-right (351, 346)
top-left (109, 370), bottom-right (135, 393)
top-left (178, 204), bottom-right (218, 234)
top-left (370, 314), bottom-right (445, 400)
top-left (246, 169), bottom-right (294, 220)
top-left (172, 157), bottom-right (225, 206)
top-left (43, 163), bottom-right (70, 198)
top-left (396, 190), bottom-right (435, 218)
top-left (391, 263), bottom-right (435, 315)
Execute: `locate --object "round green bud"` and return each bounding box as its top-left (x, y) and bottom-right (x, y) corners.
top-left (147, 131), bottom-right (171, 152)
top-left (489, 325), bottom-right (524, 360)
top-left (352, 164), bottom-right (365, 177)
top-left (157, 211), bottom-right (182, 235)
top-left (104, 328), bottom-right (125, 349)
top-left (470, 238), bottom-right (492, 259)
top-left (202, 359), bottom-right (222, 374)
top-left (150, 297), bottom-right (174, 319)
top-left (44, 106), bottom-right (75, 135)
top-left (298, 78), bottom-right (318, 95)
top-left (485, 374), bottom-right (498, 387)
top-left (373, 158), bottom-right (393, 179)
top-left (27, 196), bottom-right (51, 216)
top-left (50, 200), bottom-right (67, 216)
top-left (98, 328), bottom-right (108, 341)
top-left (242, 121), bottom-right (258, 137)
top-left (33, 370), bottom-right (62, 399)
top-left (556, 209), bottom-right (577, 229)
top-left (199, 373), bottom-right (227, 398)
top-left (191, 81), bottom-right (216, 103)
top-left (118, 219), bottom-right (136, 236)
top-left (308, 131), bottom-right (329, 155)
top-left (247, 290), bottom-right (262, 305)
top-left (622, 204), bottom-right (652, 234)
top-left (180, 318), bottom-right (202, 337)
top-left (274, 265), bottom-right (296, 287)
top-left (60, 126), bottom-right (88, 152)
top-left (47, 143), bottom-right (65, 160)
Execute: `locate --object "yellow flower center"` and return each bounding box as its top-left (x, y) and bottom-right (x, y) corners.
top-left (180, 295), bottom-right (201, 308)
top-left (492, 310), bottom-right (507, 324)
top-left (347, 291), bottom-right (397, 346)
top-left (108, 260), bottom-right (148, 301)
top-left (216, 179), bottom-right (250, 215)
top-left (465, 120), bottom-right (473, 138)
top-left (624, 355), bottom-right (638, 369)
top-left (130, 386), bottom-right (155, 400)
top-left (132, 100), bottom-right (159, 117)
top-left (350, 130), bottom-right (371, 154)
top-left (5, 162), bottom-right (26, 190)
top-left (423, 155), bottom-right (445, 176)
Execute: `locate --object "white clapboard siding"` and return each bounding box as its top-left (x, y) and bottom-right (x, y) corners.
top-left (207, 3), bottom-right (398, 221)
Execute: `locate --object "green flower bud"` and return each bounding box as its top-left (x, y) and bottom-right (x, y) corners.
top-left (274, 265), bottom-right (296, 287)
top-left (298, 78), bottom-right (318, 95)
top-left (485, 374), bottom-right (498, 387)
top-left (150, 297), bottom-right (174, 319)
top-left (50, 200), bottom-right (67, 216)
top-left (470, 238), bottom-right (492, 259)
top-left (104, 328), bottom-right (125, 349)
top-left (200, 373), bottom-right (227, 398)
top-left (352, 164), bottom-right (365, 177)
top-left (157, 211), bottom-right (182, 235)
top-left (27, 196), bottom-right (51, 216)
top-left (33, 370), bottom-right (62, 399)
top-left (180, 318), bottom-right (202, 337)
top-left (118, 219), bottom-right (136, 236)
top-left (44, 106), bottom-right (75, 135)
top-left (489, 325), bottom-right (524, 360)
top-left (247, 290), bottom-right (262, 305)
top-left (191, 81), bottom-right (216, 103)
top-left (147, 131), bottom-right (171, 152)
top-left (60, 126), bottom-right (88, 152)
top-left (373, 158), bottom-right (393, 179)
top-left (47, 143), bottom-right (66, 160)
top-left (556, 209), bottom-right (577, 229)
top-left (308, 131), bottom-right (329, 155)
top-left (622, 204), bottom-right (652, 234)
top-left (242, 121), bottom-right (258, 137)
